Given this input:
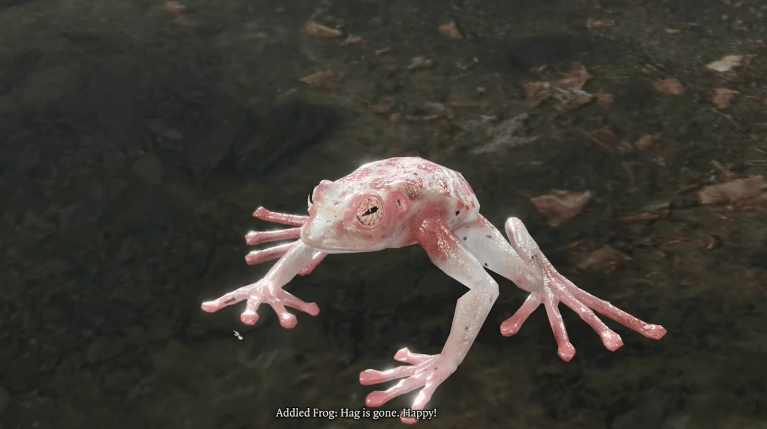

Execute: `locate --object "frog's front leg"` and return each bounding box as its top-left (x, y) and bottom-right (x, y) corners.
top-left (455, 216), bottom-right (666, 361)
top-left (359, 217), bottom-right (498, 424)
top-left (201, 241), bottom-right (322, 327)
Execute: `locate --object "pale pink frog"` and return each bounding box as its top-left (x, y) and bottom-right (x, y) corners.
top-left (201, 157), bottom-right (666, 424)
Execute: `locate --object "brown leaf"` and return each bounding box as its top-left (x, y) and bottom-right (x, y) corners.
top-left (365, 101), bottom-right (393, 114)
top-left (702, 234), bottom-right (723, 250)
top-left (449, 99), bottom-right (489, 109)
top-left (299, 70), bottom-right (342, 91)
top-left (586, 18), bottom-right (614, 28)
top-left (698, 175), bottom-right (766, 205)
top-left (653, 78), bottom-right (685, 95)
top-left (522, 81), bottom-right (550, 107)
top-left (595, 93), bottom-right (614, 108)
top-left (438, 21), bottom-right (463, 39)
top-left (576, 245), bottom-right (631, 274)
top-left (635, 134), bottom-right (660, 151)
top-left (340, 35), bottom-right (366, 45)
top-left (618, 202), bottom-right (670, 224)
top-left (589, 128), bottom-right (618, 150)
top-left (164, 1), bottom-right (196, 15)
top-left (302, 20), bottom-right (343, 38)
top-left (554, 62), bottom-right (590, 91)
top-left (407, 56), bottom-right (434, 71)
top-left (530, 190), bottom-right (592, 227)
top-left (711, 88), bottom-right (739, 109)
top-left (553, 91), bottom-right (594, 113)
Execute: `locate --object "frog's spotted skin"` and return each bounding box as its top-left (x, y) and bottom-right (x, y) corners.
top-left (201, 157), bottom-right (666, 424)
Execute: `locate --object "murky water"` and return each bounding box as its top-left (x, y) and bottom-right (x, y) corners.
top-left (1, 0), bottom-right (766, 428)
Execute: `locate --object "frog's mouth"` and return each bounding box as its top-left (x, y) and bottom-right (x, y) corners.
top-left (300, 212), bottom-right (348, 252)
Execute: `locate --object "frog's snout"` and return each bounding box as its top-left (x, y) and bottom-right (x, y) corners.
top-left (300, 211), bottom-right (343, 250)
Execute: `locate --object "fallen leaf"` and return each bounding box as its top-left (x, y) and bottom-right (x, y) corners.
top-left (635, 134), bottom-right (660, 150)
top-left (407, 56), bottom-right (434, 71)
top-left (530, 190), bottom-right (592, 227)
top-left (595, 93), bottom-right (614, 108)
top-left (576, 245), bottom-right (632, 274)
top-left (702, 234), bottom-right (723, 250)
top-left (449, 99), bottom-right (490, 110)
top-left (438, 21), bottom-right (463, 39)
top-left (589, 128), bottom-right (618, 150)
top-left (698, 175), bottom-right (766, 205)
top-left (653, 78), bottom-right (685, 95)
top-left (340, 34), bottom-right (366, 45)
top-left (521, 62), bottom-right (592, 110)
top-left (706, 54), bottom-right (747, 72)
top-left (553, 91), bottom-right (594, 113)
top-left (365, 101), bottom-right (393, 114)
top-left (299, 70), bottom-right (342, 91)
top-left (711, 88), bottom-right (739, 109)
top-left (618, 202), bottom-right (670, 224)
top-left (586, 18), bottom-right (613, 28)
top-left (555, 62), bottom-right (590, 91)
top-left (664, 27), bottom-right (681, 34)
top-left (711, 160), bottom-right (737, 181)
top-left (522, 81), bottom-right (550, 107)
top-left (164, 1), bottom-right (196, 14)
top-left (302, 20), bottom-right (343, 38)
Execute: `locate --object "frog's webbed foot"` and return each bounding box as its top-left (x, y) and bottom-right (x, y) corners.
top-left (243, 206), bottom-right (327, 275)
top-left (501, 218), bottom-right (666, 361)
top-left (360, 348), bottom-right (456, 424)
top-left (201, 206), bottom-right (325, 326)
top-left (201, 274), bottom-right (319, 328)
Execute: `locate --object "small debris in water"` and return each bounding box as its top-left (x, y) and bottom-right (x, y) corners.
top-left (299, 70), bottom-right (342, 91)
top-left (302, 20), bottom-right (343, 39)
top-left (438, 21), bottom-right (463, 40)
top-left (530, 190), bottom-right (592, 227)
top-left (711, 88), bottom-right (739, 109)
top-left (706, 54), bottom-right (750, 73)
top-left (653, 78), bottom-right (685, 95)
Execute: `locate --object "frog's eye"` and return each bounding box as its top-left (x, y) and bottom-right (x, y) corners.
top-left (356, 197), bottom-right (384, 227)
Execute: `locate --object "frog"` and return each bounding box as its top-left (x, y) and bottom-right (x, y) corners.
top-left (201, 157), bottom-right (666, 424)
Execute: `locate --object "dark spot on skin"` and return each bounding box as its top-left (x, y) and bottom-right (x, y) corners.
top-left (455, 211), bottom-right (460, 216)
top-left (414, 173), bottom-right (419, 176)
top-left (465, 326), bottom-right (469, 331)
top-left (463, 236), bottom-right (467, 241)
top-left (486, 235), bottom-right (492, 239)
top-left (484, 262), bottom-right (488, 267)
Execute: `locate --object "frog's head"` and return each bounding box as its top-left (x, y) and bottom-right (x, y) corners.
top-left (300, 180), bottom-right (410, 252)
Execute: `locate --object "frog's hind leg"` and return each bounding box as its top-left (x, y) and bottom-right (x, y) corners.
top-left (454, 215), bottom-right (665, 361)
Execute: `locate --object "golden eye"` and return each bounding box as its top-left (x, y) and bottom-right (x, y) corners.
top-left (356, 197), bottom-right (383, 226)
